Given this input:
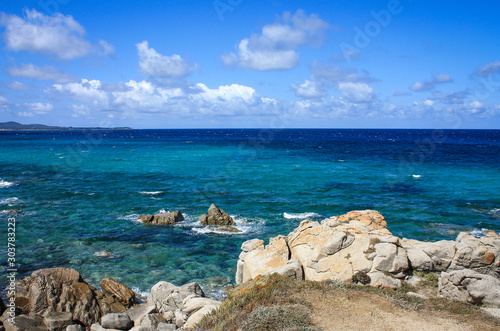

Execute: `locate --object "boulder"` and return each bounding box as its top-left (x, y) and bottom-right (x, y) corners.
top-left (212, 225), bottom-right (242, 233)
top-left (3, 314), bottom-right (48, 331)
top-left (183, 304), bottom-right (218, 329)
top-left (438, 269), bottom-right (500, 306)
top-left (401, 239), bottom-right (456, 272)
top-left (235, 236), bottom-right (289, 285)
top-left (43, 311), bottom-right (73, 331)
top-left (139, 314), bottom-right (166, 328)
top-left (156, 323), bottom-right (176, 331)
top-left (126, 304), bottom-right (156, 326)
top-left (149, 281), bottom-right (204, 318)
top-left (19, 268), bottom-right (101, 327)
top-left (66, 326), bottom-right (85, 331)
top-left (199, 204), bottom-right (234, 226)
top-left (447, 231), bottom-right (500, 277)
top-left (101, 278), bottom-right (135, 307)
top-left (140, 211), bottom-right (184, 226)
top-left (101, 313), bottom-right (134, 330)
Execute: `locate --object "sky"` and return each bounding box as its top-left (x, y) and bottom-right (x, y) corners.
top-left (0, 0), bottom-right (499, 129)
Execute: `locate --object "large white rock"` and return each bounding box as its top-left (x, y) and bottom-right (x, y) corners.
top-left (438, 269), bottom-right (500, 306)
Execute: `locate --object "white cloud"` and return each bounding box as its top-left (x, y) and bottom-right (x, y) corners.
top-left (338, 82), bottom-right (374, 103)
top-left (6, 81), bottom-right (29, 90)
top-left (470, 101), bottom-right (484, 109)
top-left (0, 9), bottom-right (113, 59)
top-left (222, 10), bottom-right (329, 71)
top-left (410, 72), bottom-right (452, 91)
top-left (8, 63), bottom-right (74, 83)
top-left (291, 80), bottom-right (325, 99)
top-left (24, 102), bottom-right (53, 114)
top-left (98, 40), bottom-right (115, 56)
top-left (136, 41), bottom-right (197, 78)
top-left (53, 79), bottom-right (109, 106)
top-left (476, 61), bottom-right (500, 77)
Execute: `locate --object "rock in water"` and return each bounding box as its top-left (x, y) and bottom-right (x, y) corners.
top-left (139, 210), bottom-right (184, 225)
top-left (200, 204), bottom-right (235, 226)
top-left (101, 277), bottom-right (136, 307)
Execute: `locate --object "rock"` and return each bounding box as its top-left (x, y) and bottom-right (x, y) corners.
top-left (138, 215), bottom-right (154, 223)
top-left (447, 232), bottom-right (500, 277)
top-left (368, 271), bottom-right (401, 289)
top-left (20, 268), bottom-right (101, 327)
top-left (101, 278), bottom-right (136, 307)
top-left (3, 314), bottom-right (48, 331)
top-left (101, 313), bottom-right (134, 330)
top-left (438, 269), bottom-right (500, 306)
top-left (149, 281), bottom-right (204, 321)
top-left (139, 314), bottom-right (166, 328)
top-left (183, 304), bottom-right (218, 329)
top-left (43, 311), bottom-right (73, 331)
top-left (126, 305), bottom-right (156, 326)
top-left (236, 235), bottom-right (290, 285)
top-left (129, 327), bottom-right (151, 331)
top-left (94, 251), bottom-right (112, 257)
top-left (212, 225), bottom-right (241, 233)
top-left (200, 204), bottom-right (234, 226)
top-left (156, 323), bottom-right (176, 331)
top-left (401, 238), bottom-right (456, 272)
top-left (140, 211), bottom-right (184, 226)
top-left (264, 258), bottom-right (303, 280)
top-left (183, 297), bottom-right (221, 315)
top-left (66, 326), bottom-right (85, 331)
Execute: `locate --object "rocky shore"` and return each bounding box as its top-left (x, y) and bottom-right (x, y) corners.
top-left (1, 209), bottom-right (499, 330)
top-left (236, 210), bottom-right (500, 306)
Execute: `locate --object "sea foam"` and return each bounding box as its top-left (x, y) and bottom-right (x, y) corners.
top-left (283, 212), bottom-right (322, 220)
top-left (0, 180), bottom-right (14, 188)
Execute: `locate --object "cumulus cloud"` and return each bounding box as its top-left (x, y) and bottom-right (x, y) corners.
top-left (136, 41), bottom-right (197, 78)
top-left (24, 102), bottom-right (53, 113)
top-left (53, 79), bottom-right (109, 106)
top-left (51, 78), bottom-right (279, 117)
top-left (0, 9), bottom-right (113, 59)
top-left (410, 73), bottom-right (452, 91)
top-left (338, 82), bottom-right (374, 103)
top-left (291, 80), bottom-right (325, 99)
top-left (475, 61), bottom-right (500, 77)
top-left (222, 10), bottom-right (329, 71)
top-left (8, 63), bottom-right (74, 83)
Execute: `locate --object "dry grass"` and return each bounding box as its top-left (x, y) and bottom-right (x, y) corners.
top-left (195, 274), bottom-right (500, 331)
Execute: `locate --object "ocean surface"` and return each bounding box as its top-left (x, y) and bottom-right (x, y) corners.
top-left (1, 129), bottom-right (499, 297)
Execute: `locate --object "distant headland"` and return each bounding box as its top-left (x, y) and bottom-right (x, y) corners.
top-left (0, 121), bottom-right (132, 131)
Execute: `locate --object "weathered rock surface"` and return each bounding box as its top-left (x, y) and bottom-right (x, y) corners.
top-left (101, 278), bottom-right (136, 307)
top-left (139, 211), bottom-right (184, 226)
top-left (16, 268), bottom-right (102, 327)
top-left (147, 280), bottom-right (220, 329)
top-left (43, 311), bottom-right (73, 331)
top-left (101, 313), bottom-right (134, 330)
top-left (199, 204), bottom-right (234, 226)
top-left (438, 269), bottom-right (500, 306)
top-left (235, 210), bottom-right (500, 305)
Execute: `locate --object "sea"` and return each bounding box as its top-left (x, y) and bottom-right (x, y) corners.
top-left (1, 129), bottom-right (499, 298)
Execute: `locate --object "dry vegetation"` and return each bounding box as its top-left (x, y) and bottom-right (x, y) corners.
top-left (195, 273), bottom-right (500, 331)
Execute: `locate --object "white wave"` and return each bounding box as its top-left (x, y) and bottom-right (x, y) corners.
top-left (131, 287), bottom-right (151, 298)
top-left (118, 214), bottom-right (142, 223)
top-left (489, 208), bottom-right (500, 215)
top-left (0, 197), bottom-right (20, 206)
top-left (470, 228), bottom-right (490, 238)
top-left (157, 208), bottom-right (167, 214)
top-left (283, 212), bottom-right (322, 220)
top-left (412, 175), bottom-right (422, 178)
top-left (139, 191), bottom-right (163, 195)
top-left (0, 180), bottom-right (14, 188)
top-left (190, 215), bottom-right (262, 235)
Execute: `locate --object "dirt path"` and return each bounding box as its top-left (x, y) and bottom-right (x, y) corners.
top-left (301, 288), bottom-right (499, 331)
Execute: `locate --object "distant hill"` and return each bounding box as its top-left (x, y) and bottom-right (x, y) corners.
top-left (0, 121), bottom-right (132, 131)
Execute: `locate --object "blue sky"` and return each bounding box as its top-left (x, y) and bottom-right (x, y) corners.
top-left (0, 0), bottom-right (499, 128)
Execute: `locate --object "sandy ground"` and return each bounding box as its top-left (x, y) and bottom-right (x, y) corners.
top-left (300, 288), bottom-right (500, 331)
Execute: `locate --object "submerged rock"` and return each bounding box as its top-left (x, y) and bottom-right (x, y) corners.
top-left (211, 225), bottom-right (242, 233)
top-left (199, 204), bottom-right (234, 226)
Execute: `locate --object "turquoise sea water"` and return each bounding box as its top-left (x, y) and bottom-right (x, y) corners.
top-left (1, 129), bottom-right (499, 296)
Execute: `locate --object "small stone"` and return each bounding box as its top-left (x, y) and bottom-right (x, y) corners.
top-left (101, 313), bottom-right (134, 330)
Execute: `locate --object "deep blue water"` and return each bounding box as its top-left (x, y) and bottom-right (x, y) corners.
top-left (1, 129), bottom-right (499, 296)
